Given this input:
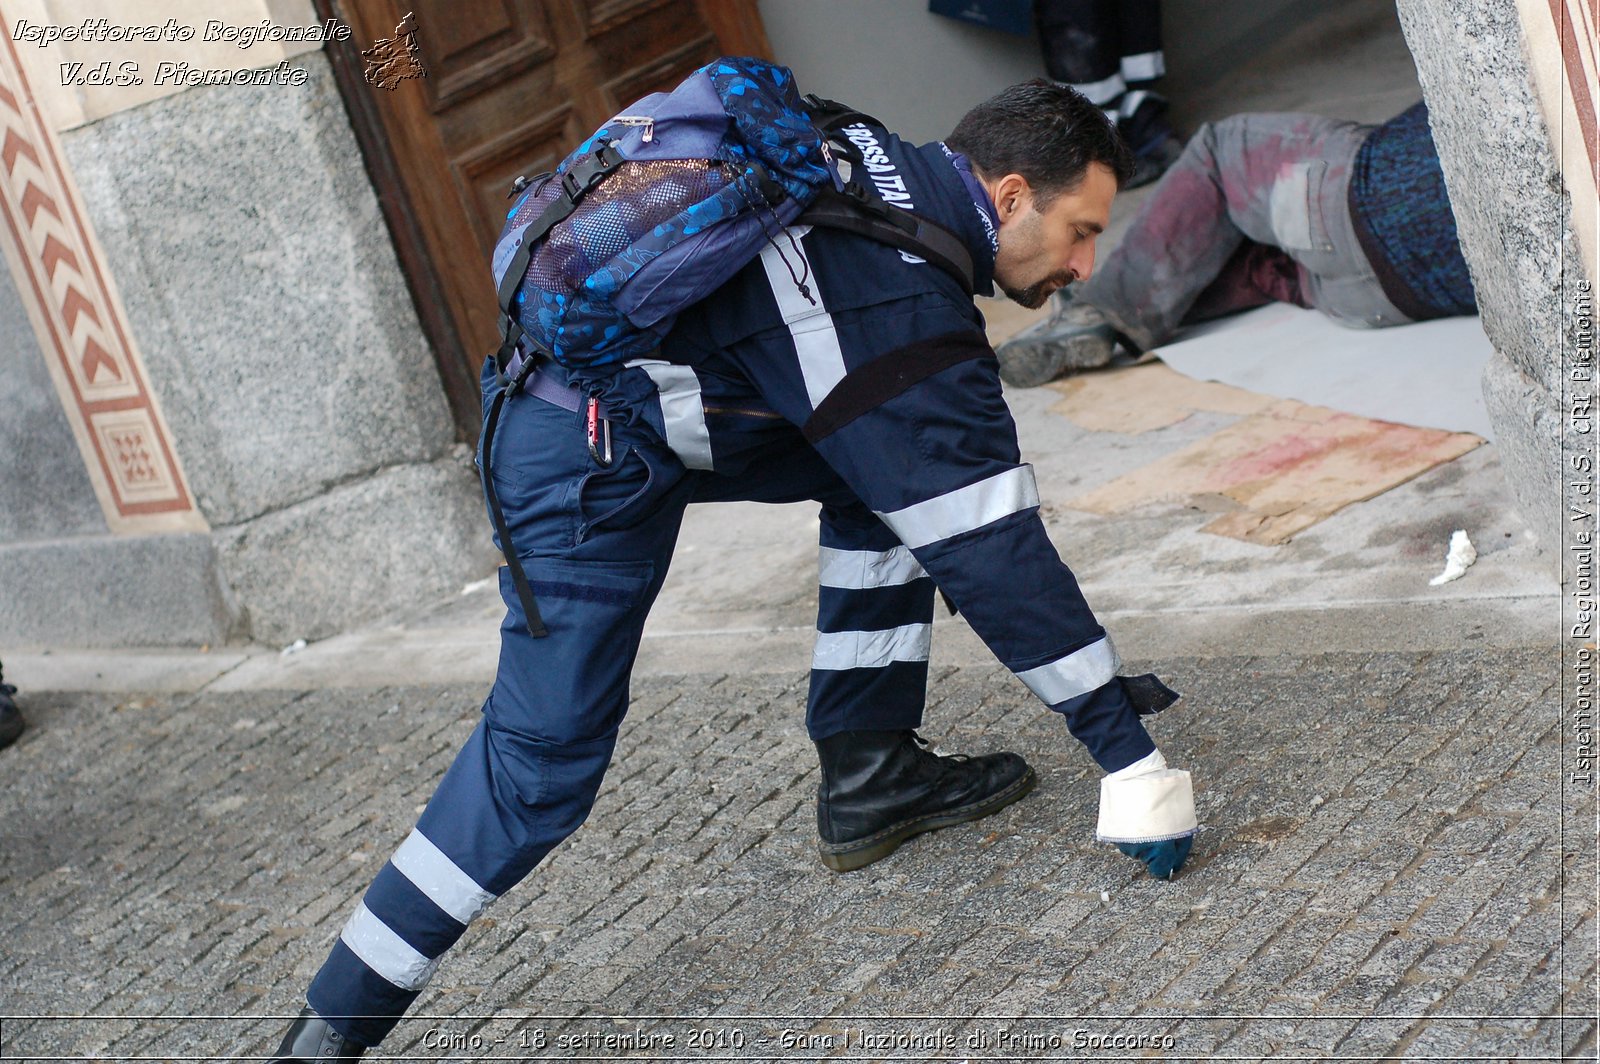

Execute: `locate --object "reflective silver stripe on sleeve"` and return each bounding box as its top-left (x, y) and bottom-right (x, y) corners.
top-left (339, 902), bottom-right (442, 991)
top-left (874, 465), bottom-right (1040, 549)
top-left (389, 828), bottom-right (495, 926)
top-left (813, 623), bottom-right (932, 671)
top-left (629, 360), bottom-right (714, 471)
top-left (1016, 635), bottom-right (1120, 706)
top-left (817, 545), bottom-right (928, 589)
top-left (758, 226), bottom-right (846, 409)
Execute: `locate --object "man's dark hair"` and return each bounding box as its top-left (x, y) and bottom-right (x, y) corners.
top-left (946, 79), bottom-right (1135, 205)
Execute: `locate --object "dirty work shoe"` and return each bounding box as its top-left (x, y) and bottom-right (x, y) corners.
top-left (1117, 92), bottom-right (1184, 189)
top-left (814, 729), bottom-right (1036, 872)
top-left (269, 1007), bottom-right (365, 1062)
top-left (995, 292), bottom-right (1118, 387)
top-left (1125, 132), bottom-right (1184, 189)
top-left (0, 683), bottom-right (24, 751)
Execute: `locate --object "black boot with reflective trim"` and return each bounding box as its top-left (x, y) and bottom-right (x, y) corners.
top-left (270, 1006), bottom-right (365, 1062)
top-left (814, 730), bottom-right (1036, 872)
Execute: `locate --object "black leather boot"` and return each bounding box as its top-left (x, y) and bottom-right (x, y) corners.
top-left (814, 730), bottom-right (1036, 872)
top-left (0, 682), bottom-right (24, 751)
top-left (269, 1007), bottom-right (365, 1062)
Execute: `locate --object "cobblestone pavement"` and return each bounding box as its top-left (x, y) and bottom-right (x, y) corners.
top-left (1, 646), bottom-right (1594, 1062)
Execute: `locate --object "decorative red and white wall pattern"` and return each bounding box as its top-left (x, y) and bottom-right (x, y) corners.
top-left (1522, 0), bottom-right (1600, 280)
top-left (1544, 0), bottom-right (1597, 180)
top-left (0, 20), bottom-right (203, 534)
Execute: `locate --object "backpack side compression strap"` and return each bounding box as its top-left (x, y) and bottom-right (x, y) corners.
top-left (493, 145), bottom-right (627, 376)
top-left (483, 145), bottom-right (627, 639)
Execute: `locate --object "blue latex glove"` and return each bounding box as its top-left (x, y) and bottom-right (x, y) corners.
top-left (1117, 835), bottom-right (1193, 879)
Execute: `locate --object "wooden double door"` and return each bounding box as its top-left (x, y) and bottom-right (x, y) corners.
top-left (318, 1), bottom-right (772, 436)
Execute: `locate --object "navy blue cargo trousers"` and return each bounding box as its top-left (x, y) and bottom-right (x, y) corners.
top-left (306, 225), bottom-right (1158, 1046)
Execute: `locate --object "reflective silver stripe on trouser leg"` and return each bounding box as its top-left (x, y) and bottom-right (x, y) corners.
top-left (872, 466), bottom-right (1041, 549)
top-left (336, 829), bottom-right (497, 991)
top-left (758, 225), bottom-right (847, 409)
top-left (389, 828), bottom-right (496, 925)
top-left (338, 903), bottom-right (442, 991)
top-left (812, 623), bottom-right (932, 670)
top-left (1015, 636), bottom-right (1121, 706)
top-left (627, 360), bottom-right (714, 470)
top-left (1119, 51), bottom-right (1165, 83)
top-left (817, 544), bottom-right (928, 589)
top-left (1072, 71), bottom-right (1127, 107)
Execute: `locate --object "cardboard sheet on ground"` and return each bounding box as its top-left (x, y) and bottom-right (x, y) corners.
top-left (1069, 396), bottom-right (1483, 545)
top-left (1150, 304), bottom-right (1496, 439)
top-left (1047, 361), bottom-right (1273, 433)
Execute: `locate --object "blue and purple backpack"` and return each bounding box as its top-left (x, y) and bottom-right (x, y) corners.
top-left (488, 56), bottom-right (973, 379)
top-left (484, 57), bottom-right (973, 638)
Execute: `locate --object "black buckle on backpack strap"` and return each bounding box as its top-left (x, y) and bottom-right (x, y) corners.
top-left (493, 314), bottom-right (526, 389)
top-left (839, 180), bottom-right (906, 223)
top-left (561, 143), bottom-right (624, 202)
top-left (825, 134), bottom-right (863, 166)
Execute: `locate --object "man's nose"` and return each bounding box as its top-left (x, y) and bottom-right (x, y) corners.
top-left (1072, 243), bottom-right (1097, 283)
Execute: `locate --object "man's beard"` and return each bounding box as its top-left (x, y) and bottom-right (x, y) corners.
top-left (1002, 272), bottom-right (1075, 309)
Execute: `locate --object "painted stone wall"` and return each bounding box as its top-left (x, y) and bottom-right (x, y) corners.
top-left (58, 50), bottom-right (497, 645)
top-left (0, 3), bottom-right (496, 647)
top-left (1395, 0), bottom-right (1595, 554)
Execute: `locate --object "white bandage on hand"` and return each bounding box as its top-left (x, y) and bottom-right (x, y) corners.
top-left (1094, 748), bottom-right (1198, 844)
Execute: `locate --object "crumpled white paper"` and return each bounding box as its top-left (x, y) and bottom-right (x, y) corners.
top-left (1428, 530), bottom-right (1477, 586)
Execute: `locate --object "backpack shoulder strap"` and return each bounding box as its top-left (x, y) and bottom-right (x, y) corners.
top-left (798, 95), bottom-right (976, 295)
top-left (799, 185), bottom-right (976, 296)
top-left (800, 93), bottom-right (885, 134)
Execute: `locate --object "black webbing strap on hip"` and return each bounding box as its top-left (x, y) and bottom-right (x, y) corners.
top-left (481, 349), bottom-right (548, 638)
top-left (800, 330), bottom-right (991, 445)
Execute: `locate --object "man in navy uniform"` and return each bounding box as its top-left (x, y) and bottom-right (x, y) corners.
top-left (270, 78), bottom-right (1197, 1060)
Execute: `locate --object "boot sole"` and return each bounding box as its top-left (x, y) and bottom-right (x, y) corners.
top-left (817, 766), bottom-right (1038, 873)
top-left (995, 329), bottom-right (1115, 388)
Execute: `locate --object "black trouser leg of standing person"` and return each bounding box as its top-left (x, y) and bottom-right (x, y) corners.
top-left (1034, 0), bottom-right (1177, 185)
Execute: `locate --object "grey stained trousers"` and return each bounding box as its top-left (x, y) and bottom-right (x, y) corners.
top-left (1080, 111), bottom-right (1412, 351)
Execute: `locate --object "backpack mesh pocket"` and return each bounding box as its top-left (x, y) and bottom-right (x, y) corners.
top-left (511, 159), bottom-right (731, 298)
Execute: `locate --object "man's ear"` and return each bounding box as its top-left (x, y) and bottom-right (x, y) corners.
top-left (990, 173), bottom-right (1032, 223)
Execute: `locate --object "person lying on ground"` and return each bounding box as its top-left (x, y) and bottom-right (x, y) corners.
top-left (996, 101), bottom-right (1476, 387)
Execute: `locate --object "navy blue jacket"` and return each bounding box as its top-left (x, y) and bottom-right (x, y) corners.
top-left (630, 125), bottom-right (1159, 772)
